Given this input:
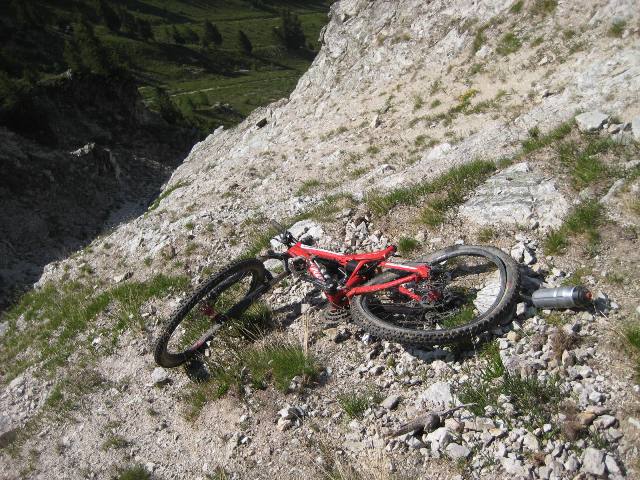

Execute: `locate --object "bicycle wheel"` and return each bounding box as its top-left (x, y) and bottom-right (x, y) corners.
top-left (153, 259), bottom-right (269, 368)
top-left (350, 245), bottom-right (520, 347)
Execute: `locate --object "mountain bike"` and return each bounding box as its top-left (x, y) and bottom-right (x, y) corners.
top-left (154, 222), bottom-right (520, 368)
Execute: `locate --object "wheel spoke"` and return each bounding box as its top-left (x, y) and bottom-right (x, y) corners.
top-left (361, 252), bottom-right (505, 331)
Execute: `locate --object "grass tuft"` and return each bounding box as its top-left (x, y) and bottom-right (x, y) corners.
top-left (397, 237), bottom-right (420, 256)
top-left (477, 226), bottom-right (497, 243)
top-left (114, 465), bottom-right (150, 480)
top-left (521, 122), bottom-right (572, 153)
top-left (458, 341), bottom-right (563, 427)
top-left (510, 1), bottom-right (524, 14)
top-left (496, 32), bottom-right (521, 56)
top-left (297, 179), bottom-right (322, 196)
top-left (185, 341), bottom-right (318, 420)
top-left (608, 19), bottom-right (626, 38)
top-left (366, 159), bottom-right (496, 217)
top-left (338, 389), bottom-right (382, 419)
top-left (147, 181), bottom-right (189, 213)
top-left (530, 0), bottom-right (558, 16)
top-left (544, 200), bottom-right (604, 255)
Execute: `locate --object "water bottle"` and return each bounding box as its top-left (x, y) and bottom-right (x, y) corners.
top-left (531, 286), bottom-right (592, 309)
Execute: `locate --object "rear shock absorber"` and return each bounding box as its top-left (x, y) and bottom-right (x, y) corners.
top-left (307, 259), bottom-right (327, 283)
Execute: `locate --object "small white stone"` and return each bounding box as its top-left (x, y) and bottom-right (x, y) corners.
top-left (151, 367), bottom-right (169, 385)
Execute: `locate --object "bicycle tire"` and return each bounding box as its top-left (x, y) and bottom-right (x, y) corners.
top-left (153, 259), bottom-right (268, 368)
top-left (350, 245), bottom-right (520, 347)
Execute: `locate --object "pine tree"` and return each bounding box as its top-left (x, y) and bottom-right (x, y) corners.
top-left (202, 20), bottom-right (222, 49)
top-left (64, 21), bottom-right (115, 75)
top-left (274, 9), bottom-right (306, 50)
top-left (171, 25), bottom-right (185, 44)
top-left (154, 87), bottom-right (182, 125)
top-left (118, 8), bottom-right (138, 36)
top-left (238, 30), bottom-right (253, 55)
top-left (97, 0), bottom-right (121, 32)
top-left (11, 0), bottom-right (40, 29)
top-left (182, 26), bottom-right (199, 44)
top-left (136, 18), bottom-right (153, 41)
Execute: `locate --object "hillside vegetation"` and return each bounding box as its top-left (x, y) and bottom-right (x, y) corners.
top-left (0, 0), bottom-right (331, 134)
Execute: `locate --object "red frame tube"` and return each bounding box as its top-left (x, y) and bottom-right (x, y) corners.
top-left (285, 242), bottom-right (432, 307)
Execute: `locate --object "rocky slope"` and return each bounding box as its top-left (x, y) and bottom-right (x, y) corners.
top-left (0, 73), bottom-right (197, 308)
top-left (2, 1), bottom-right (640, 479)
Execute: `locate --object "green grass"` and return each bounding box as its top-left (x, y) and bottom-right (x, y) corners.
top-left (496, 32), bottom-right (522, 56)
top-left (608, 19), bottom-right (627, 38)
top-left (555, 138), bottom-right (616, 188)
top-left (185, 341), bottom-right (318, 420)
top-left (458, 342), bottom-right (563, 427)
top-left (472, 25), bottom-right (488, 53)
top-left (561, 267), bottom-right (592, 287)
top-left (521, 122), bottom-right (573, 153)
top-left (114, 465), bottom-right (150, 480)
top-left (413, 95), bottom-right (424, 111)
top-left (624, 323), bottom-right (640, 351)
top-left (366, 159), bottom-right (496, 216)
top-left (147, 180), bottom-right (189, 213)
top-left (544, 200), bottom-right (604, 255)
top-left (430, 98), bottom-right (442, 108)
top-left (397, 236), bottom-right (420, 256)
top-left (543, 230), bottom-right (569, 256)
top-left (241, 193), bottom-right (355, 259)
top-left (477, 226), bottom-right (497, 242)
top-left (510, 1), bottom-right (524, 14)
top-left (0, 275), bottom-right (188, 380)
top-left (624, 323), bottom-right (640, 379)
top-left (102, 435), bottom-right (129, 451)
top-left (366, 145), bottom-right (380, 156)
top-left (297, 179), bottom-right (322, 196)
top-left (441, 304), bottom-right (475, 328)
top-left (530, 0), bottom-right (558, 16)
top-left (337, 389), bottom-right (382, 419)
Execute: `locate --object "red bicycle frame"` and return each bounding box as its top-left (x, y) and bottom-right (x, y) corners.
top-left (285, 241), bottom-right (432, 308)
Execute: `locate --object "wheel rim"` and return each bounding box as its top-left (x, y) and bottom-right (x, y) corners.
top-left (360, 252), bottom-right (506, 332)
top-left (165, 268), bottom-right (266, 357)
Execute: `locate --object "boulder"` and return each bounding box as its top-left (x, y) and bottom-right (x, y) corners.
top-left (582, 448), bottom-right (606, 476)
top-left (459, 163), bottom-right (569, 230)
top-left (575, 111), bottom-right (608, 132)
top-left (426, 427), bottom-right (453, 452)
top-left (381, 394), bottom-right (401, 410)
top-left (422, 382), bottom-right (456, 409)
top-left (445, 443), bottom-right (471, 460)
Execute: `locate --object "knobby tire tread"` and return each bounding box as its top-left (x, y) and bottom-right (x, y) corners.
top-left (350, 245), bottom-right (521, 347)
top-left (153, 259), bottom-right (267, 368)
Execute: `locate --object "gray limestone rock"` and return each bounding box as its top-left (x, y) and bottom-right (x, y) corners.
top-left (631, 115), bottom-right (640, 141)
top-left (582, 448), bottom-right (606, 476)
top-left (575, 111), bottom-right (608, 132)
top-left (445, 443), bottom-right (471, 460)
top-left (459, 163), bottom-right (569, 230)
